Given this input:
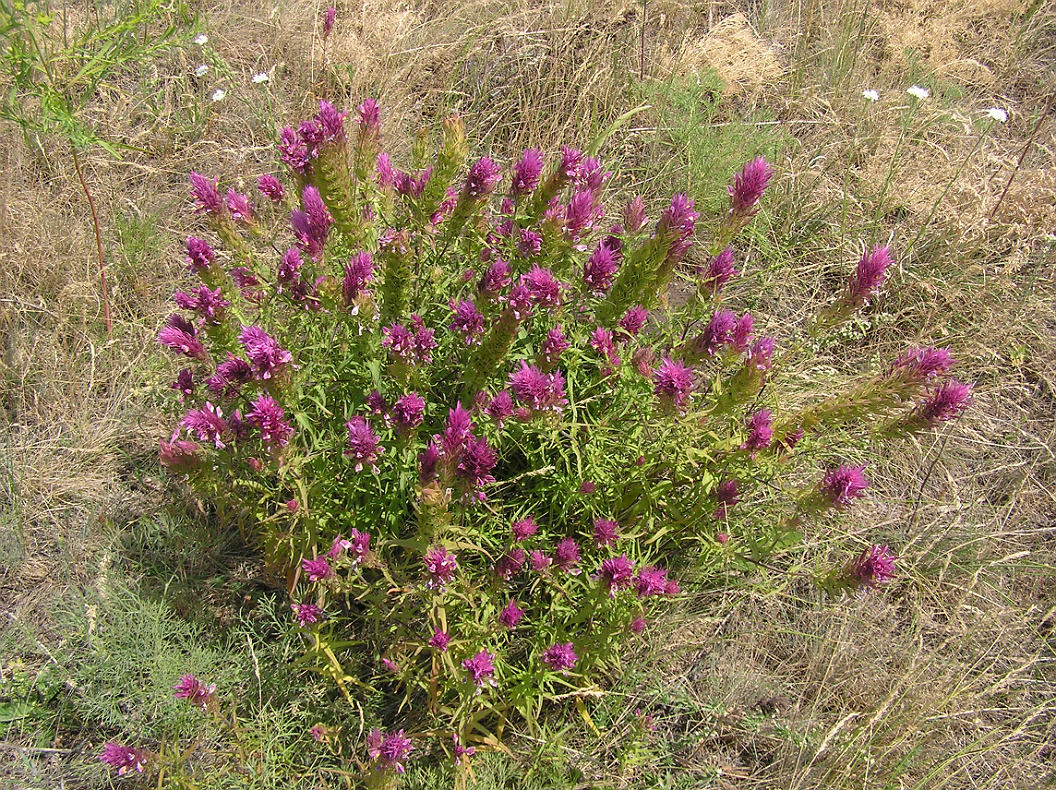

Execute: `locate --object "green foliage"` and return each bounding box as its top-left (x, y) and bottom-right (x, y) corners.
top-left (0, 0), bottom-right (184, 154)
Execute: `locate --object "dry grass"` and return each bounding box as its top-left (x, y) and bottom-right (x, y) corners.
top-left (2, 0), bottom-right (1055, 786)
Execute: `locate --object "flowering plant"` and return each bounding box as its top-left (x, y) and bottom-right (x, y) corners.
top-left (155, 98), bottom-right (969, 782)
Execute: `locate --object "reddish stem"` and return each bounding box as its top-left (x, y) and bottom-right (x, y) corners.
top-left (71, 146), bottom-right (112, 336)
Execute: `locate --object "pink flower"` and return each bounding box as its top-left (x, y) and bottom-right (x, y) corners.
top-left (239, 326), bottom-right (292, 379)
top-left (453, 732), bottom-right (475, 765)
top-left (714, 480), bottom-right (740, 519)
top-left (728, 156), bottom-right (774, 216)
top-left (173, 673), bottom-right (216, 709)
top-left (424, 546), bottom-right (458, 589)
top-left (450, 299), bottom-right (485, 344)
top-left (511, 149), bottom-right (544, 196)
top-left (495, 547), bottom-right (526, 581)
top-left (598, 554), bottom-right (635, 596)
top-left (429, 629), bottom-right (451, 652)
top-left (540, 326), bottom-right (570, 368)
top-left (99, 743), bottom-right (147, 775)
top-left (343, 252), bottom-right (374, 304)
top-left (701, 247), bottom-right (738, 294)
top-left (257, 174), bottom-right (285, 202)
top-left (181, 402), bottom-right (229, 449)
top-left (322, 5), bottom-right (336, 37)
top-left (517, 228), bottom-right (542, 257)
top-left (225, 189), bottom-right (254, 223)
top-left (375, 730), bottom-right (413, 774)
top-left (392, 393), bottom-right (426, 432)
top-left (465, 157), bottom-right (502, 197)
top-left (189, 172), bottom-right (223, 215)
top-left (653, 357), bottom-right (693, 412)
top-left (512, 517), bottom-right (539, 542)
top-left (522, 265), bottom-right (564, 309)
top-left (593, 518), bottom-right (619, 548)
top-left (498, 599), bottom-right (525, 628)
top-left (345, 417), bottom-right (383, 472)
top-left (583, 241), bottom-right (620, 293)
top-left (849, 544), bottom-right (897, 588)
top-left (916, 379), bottom-right (972, 424)
top-left (302, 556), bottom-right (333, 582)
top-left (742, 409), bottom-right (773, 451)
top-left (623, 195), bottom-right (647, 232)
top-left (553, 538), bottom-right (581, 572)
top-left (630, 616), bottom-right (647, 634)
top-left (159, 435), bottom-right (200, 472)
top-left (541, 642), bottom-right (578, 671)
top-left (246, 395), bottom-right (294, 447)
top-left (291, 602), bottom-right (323, 626)
top-left (634, 566), bottom-right (670, 598)
top-left (462, 649), bottom-right (497, 689)
top-left (158, 314), bottom-right (206, 360)
top-left (529, 550), bottom-right (552, 572)
top-left (184, 236), bottom-right (216, 273)
top-left (847, 245), bottom-right (893, 305)
top-left (618, 306), bottom-right (649, 340)
top-left (821, 465), bottom-right (870, 507)
top-left (892, 346), bottom-right (953, 381)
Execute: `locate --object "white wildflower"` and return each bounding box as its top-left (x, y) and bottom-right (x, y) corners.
top-left (211, 89), bottom-right (226, 102)
top-left (252, 72), bottom-right (270, 84)
top-left (194, 64), bottom-right (209, 77)
top-left (193, 33), bottom-right (208, 45)
top-left (907, 85), bottom-right (930, 100)
top-left (862, 89), bottom-right (879, 102)
top-left (985, 107), bottom-right (1008, 123)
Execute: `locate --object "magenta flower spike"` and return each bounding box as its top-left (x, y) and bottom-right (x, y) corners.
top-left (189, 172), bottom-right (223, 215)
top-left (392, 393), bottom-right (426, 432)
top-left (820, 465), bottom-right (870, 507)
top-left (239, 325), bottom-right (292, 379)
top-left (430, 629), bottom-right (451, 652)
top-left (847, 245), bottom-right (893, 305)
top-left (225, 189), bottom-right (254, 223)
top-left (917, 379), bottom-right (973, 424)
top-left (322, 6), bottom-right (336, 37)
top-left (257, 174), bottom-right (285, 203)
top-left (345, 416), bottom-right (383, 472)
top-left (184, 236), bottom-right (216, 273)
top-left (498, 599), bottom-right (525, 628)
top-left (376, 730), bottom-right (413, 774)
top-left (541, 642), bottom-right (578, 672)
top-left (99, 743), bottom-right (147, 775)
top-left (728, 156), bottom-right (774, 217)
top-left (593, 518), bottom-right (620, 548)
top-left (291, 602), bottom-right (323, 626)
top-left (742, 409), bottom-right (774, 451)
top-left (599, 554), bottom-right (635, 596)
top-left (701, 246), bottom-right (738, 295)
top-left (583, 241), bottom-right (620, 294)
top-left (302, 555), bottom-right (334, 582)
top-left (893, 346), bottom-right (954, 382)
top-left (449, 299), bottom-right (485, 344)
top-left (465, 156), bottom-right (502, 197)
top-left (511, 148), bottom-right (544, 197)
top-left (158, 314), bottom-right (207, 360)
top-left (246, 394), bottom-right (294, 447)
top-left (173, 673), bottom-right (217, 709)
top-left (462, 649), bottom-right (497, 690)
top-left (653, 357), bottom-right (693, 412)
top-left (424, 546), bottom-right (458, 589)
top-left (495, 546), bottom-right (526, 581)
top-left (343, 251), bottom-right (374, 305)
top-left (553, 538), bottom-right (581, 572)
top-left (849, 544), bottom-right (897, 589)
top-left (623, 195), bottom-right (648, 232)
top-left (512, 517), bottom-right (539, 542)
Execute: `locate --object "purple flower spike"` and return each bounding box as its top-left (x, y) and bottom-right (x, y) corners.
top-left (553, 538), bottom-right (581, 572)
top-left (462, 649), bottom-right (497, 690)
top-left (302, 555), bottom-right (333, 582)
top-left (479, 257), bottom-right (512, 295)
top-left (172, 369), bottom-right (195, 401)
top-left (593, 518), bottom-right (620, 548)
top-left (742, 409), bottom-right (773, 451)
top-left (658, 193), bottom-right (699, 242)
top-left (292, 602), bottom-right (323, 626)
top-left (653, 357), bottom-right (694, 412)
top-left (702, 247), bottom-right (738, 293)
top-left (392, 393), bottom-right (426, 432)
top-left (583, 242), bottom-right (620, 294)
top-left (821, 465), bottom-right (870, 507)
top-left (278, 126), bottom-right (311, 174)
top-left (695, 309), bottom-right (737, 357)
top-left (246, 394), bottom-right (294, 447)
top-left (158, 314), bottom-right (206, 360)
top-left (749, 337), bottom-right (775, 371)
top-left (181, 402), bottom-right (229, 448)
top-left (450, 299), bottom-right (485, 345)
top-left (618, 305), bottom-right (648, 339)
top-left (529, 550), bottom-right (552, 571)
top-left (424, 546), bottom-right (458, 589)
top-left (540, 326), bottom-right (570, 367)
top-left (257, 174), bottom-right (285, 203)
top-left (623, 195), bottom-right (648, 232)
top-left (729, 156), bottom-right (774, 216)
top-left (343, 252), bottom-right (374, 305)
top-left (239, 326), bottom-right (292, 379)
top-left (634, 565), bottom-right (670, 598)
top-left (189, 172), bottom-right (223, 215)
top-left (850, 544), bottom-right (897, 589)
top-left (184, 236), bottom-right (216, 273)
top-left (465, 156), bottom-right (502, 198)
top-left (322, 5), bottom-right (336, 37)
top-left (377, 730), bottom-right (413, 774)
top-left (430, 629), bottom-right (451, 652)
top-left (495, 546), bottom-right (526, 581)
top-left (522, 265), bottom-right (564, 309)
top-left (893, 347), bottom-right (953, 382)
top-left (542, 642), bottom-right (578, 671)
top-left (511, 148), bottom-right (544, 196)
top-left (498, 599), bottom-right (525, 628)
top-left (847, 245), bottom-right (893, 305)
top-left (345, 416), bottom-right (382, 472)
top-left (487, 390), bottom-right (515, 427)
top-left (598, 554), bottom-right (635, 596)
top-left (225, 189), bottom-right (254, 223)
top-left (173, 673), bottom-right (217, 709)
top-left (517, 228), bottom-right (542, 257)
top-left (917, 379), bottom-right (973, 424)
top-left (99, 743), bottom-right (147, 775)
top-left (512, 517), bottom-right (539, 542)
top-left (714, 479), bottom-right (740, 519)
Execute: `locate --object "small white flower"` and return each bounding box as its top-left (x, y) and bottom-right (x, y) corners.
top-left (211, 89), bottom-right (226, 102)
top-left (907, 85), bottom-right (930, 100)
top-left (194, 64), bottom-right (209, 77)
top-left (862, 89), bottom-right (879, 102)
top-left (985, 107), bottom-right (1008, 123)
top-left (193, 33), bottom-right (208, 45)
top-left (252, 72), bottom-right (270, 84)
